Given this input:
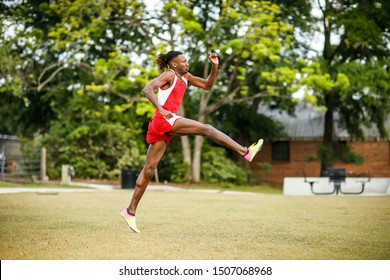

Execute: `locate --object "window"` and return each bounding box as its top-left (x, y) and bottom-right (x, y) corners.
top-left (272, 141), bottom-right (290, 161)
top-left (333, 141), bottom-right (347, 157)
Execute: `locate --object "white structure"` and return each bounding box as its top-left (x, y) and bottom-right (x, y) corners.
top-left (61, 165), bottom-right (75, 185)
top-left (283, 177), bottom-right (390, 196)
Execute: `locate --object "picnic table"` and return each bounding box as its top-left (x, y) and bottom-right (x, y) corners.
top-left (304, 168), bottom-right (370, 195)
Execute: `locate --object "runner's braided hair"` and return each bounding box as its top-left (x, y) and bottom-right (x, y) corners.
top-left (156, 51), bottom-right (183, 73)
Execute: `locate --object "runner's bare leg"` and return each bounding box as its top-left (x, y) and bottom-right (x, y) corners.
top-left (169, 118), bottom-right (247, 155)
top-left (127, 141), bottom-right (167, 215)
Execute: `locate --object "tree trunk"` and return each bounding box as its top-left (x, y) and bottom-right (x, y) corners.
top-left (320, 0), bottom-right (333, 177)
top-left (177, 105), bottom-right (192, 181)
top-left (191, 55), bottom-right (214, 182)
top-left (192, 135), bottom-right (205, 182)
top-left (192, 108), bottom-right (206, 182)
top-left (321, 92), bottom-right (334, 176)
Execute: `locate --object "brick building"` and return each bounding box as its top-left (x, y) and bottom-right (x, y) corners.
top-left (252, 102), bottom-right (390, 185)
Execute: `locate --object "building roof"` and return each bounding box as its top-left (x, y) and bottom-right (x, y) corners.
top-left (259, 102), bottom-right (390, 141)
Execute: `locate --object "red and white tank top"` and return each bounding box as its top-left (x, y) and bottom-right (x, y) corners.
top-left (153, 70), bottom-right (188, 118)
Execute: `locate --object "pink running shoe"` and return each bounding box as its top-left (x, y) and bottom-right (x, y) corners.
top-left (120, 209), bottom-right (140, 233)
top-left (244, 139), bottom-right (264, 162)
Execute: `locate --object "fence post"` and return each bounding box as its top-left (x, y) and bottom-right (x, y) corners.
top-left (40, 147), bottom-right (49, 182)
top-left (0, 151), bottom-right (4, 180)
top-left (61, 165), bottom-right (71, 185)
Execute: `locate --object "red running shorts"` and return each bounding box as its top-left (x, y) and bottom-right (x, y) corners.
top-left (146, 114), bottom-right (182, 145)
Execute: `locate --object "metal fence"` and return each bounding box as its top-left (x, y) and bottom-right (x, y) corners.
top-left (0, 148), bottom-right (42, 182)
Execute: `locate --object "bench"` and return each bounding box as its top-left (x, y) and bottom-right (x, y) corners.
top-left (302, 168), bottom-right (369, 195)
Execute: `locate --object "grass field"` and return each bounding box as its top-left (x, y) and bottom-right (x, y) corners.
top-left (0, 185), bottom-right (389, 260)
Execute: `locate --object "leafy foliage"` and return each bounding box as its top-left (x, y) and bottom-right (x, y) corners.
top-left (1, 0), bottom-right (388, 183)
top-left (42, 90), bottom-right (147, 179)
top-left (201, 143), bottom-right (247, 186)
top-left (298, 0), bottom-right (390, 174)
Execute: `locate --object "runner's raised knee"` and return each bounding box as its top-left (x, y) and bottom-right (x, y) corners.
top-left (144, 166), bottom-right (156, 179)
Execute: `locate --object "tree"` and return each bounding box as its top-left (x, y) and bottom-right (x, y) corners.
top-left (127, 0), bottom-right (299, 182)
top-left (301, 0), bottom-right (390, 175)
top-left (0, 0), bottom-right (63, 136)
top-left (1, 0), bottom-right (328, 184)
top-left (0, 0), bottom-right (155, 178)
top-left (42, 51), bottom-right (149, 179)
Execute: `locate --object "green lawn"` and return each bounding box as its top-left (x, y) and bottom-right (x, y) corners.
top-left (0, 188), bottom-right (389, 260)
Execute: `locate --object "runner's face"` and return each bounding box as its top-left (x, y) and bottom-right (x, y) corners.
top-left (172, 55), bottom-right (189, 75)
